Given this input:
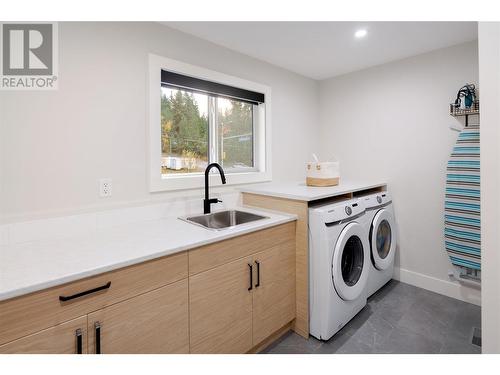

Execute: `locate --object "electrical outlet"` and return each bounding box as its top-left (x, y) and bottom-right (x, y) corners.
top-left (99, 178), bottom-right (112, 198)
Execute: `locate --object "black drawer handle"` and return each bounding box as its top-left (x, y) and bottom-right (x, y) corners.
top-left (59, 281), bottom-right (111, 302)
top-left (248, 263), bottom-right (253, 291)
top-left (255, 261), bottom-right (260, 288)
top-left (95, 322), bottom-right (101, 354)
top-left (75, 328), bottom-right (83, 354)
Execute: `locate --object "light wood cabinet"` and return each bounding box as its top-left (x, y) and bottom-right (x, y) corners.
top-left (189, 256), bottom-right (254, 354)
top-left (0, 316), bottom-right (87, 354)
top-left (243, 193), bottom-right (310, 338)
top-left (87, 279), bottom-right (189, 354)
top-left (188, 223), bottom-right (296, 353)
top-left (252, 240), bottom-right (296, 344)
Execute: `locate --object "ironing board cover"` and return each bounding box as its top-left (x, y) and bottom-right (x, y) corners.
top-left (444, 123), bottom-right (481, 270)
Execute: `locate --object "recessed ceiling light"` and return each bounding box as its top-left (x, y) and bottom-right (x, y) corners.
top-left (354, 29), bottom-right (367, 39)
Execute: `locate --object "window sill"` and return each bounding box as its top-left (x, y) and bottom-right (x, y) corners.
top-left (150, 170), bottom-right (272, 192)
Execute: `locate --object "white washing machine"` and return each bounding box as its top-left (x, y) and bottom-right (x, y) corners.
top-left (360, 192), bottom-right (397, 298)
top-left (309, 198), bottom-right (370, 341)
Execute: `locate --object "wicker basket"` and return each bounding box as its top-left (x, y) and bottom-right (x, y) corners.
top-left (306, 161), bottom-right (340, 187)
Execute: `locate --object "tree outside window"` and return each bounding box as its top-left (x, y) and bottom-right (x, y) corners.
top-left (160, 87), bottom-right (254, 175)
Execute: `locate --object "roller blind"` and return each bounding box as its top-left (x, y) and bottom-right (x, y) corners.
top-left (161, 70), bottom-right (265, 105)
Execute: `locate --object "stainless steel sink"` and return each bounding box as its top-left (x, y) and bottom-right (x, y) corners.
top-left (180, 210), bottom-right (268, 230)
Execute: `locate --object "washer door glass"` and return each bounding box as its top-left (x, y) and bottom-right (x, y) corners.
top-left (371, 208), bottom-right (396, 270)
top-left (332, 222), bottom-right (369, 301)
top-left (341, 236), bottom-right (364, 286)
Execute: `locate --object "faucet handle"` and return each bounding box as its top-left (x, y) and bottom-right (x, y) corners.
top-left (217, 199), bottom-right (223, 203)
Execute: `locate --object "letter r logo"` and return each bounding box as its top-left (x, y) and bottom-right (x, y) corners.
top-left (2, 23), bottom-right (53, 75)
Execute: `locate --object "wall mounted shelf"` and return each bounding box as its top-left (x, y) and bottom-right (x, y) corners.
top-left (450, 100), bottom-right (479, 127)
top-left (450, 100), bottom-right (479, 117)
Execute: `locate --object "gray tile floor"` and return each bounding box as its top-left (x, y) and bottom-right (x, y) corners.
top-left (262, 280), bottom-right (481, 354)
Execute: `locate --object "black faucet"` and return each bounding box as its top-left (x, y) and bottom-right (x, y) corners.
top-left (204, 163), bottom-right (226, 214)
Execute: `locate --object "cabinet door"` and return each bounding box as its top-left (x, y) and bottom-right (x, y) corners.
top-left (0, 316), bottom-right (87, 354)
top-left (87, 279), bottom-right (189, 354)
top-left (252, 240), bottom-right (296, 345)
top-left (189, 256), bottom-right (253, 353)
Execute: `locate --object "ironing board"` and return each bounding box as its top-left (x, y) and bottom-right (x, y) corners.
top-left (444, 123), bottom-right (481, 271)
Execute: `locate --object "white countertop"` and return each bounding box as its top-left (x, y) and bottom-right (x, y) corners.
top-left (239, 180), bottom-right (387, 201)
top-left (0, 207), bottom-right (296, 301)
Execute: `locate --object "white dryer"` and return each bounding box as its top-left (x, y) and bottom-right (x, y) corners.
top-left (309, 198), bottom-right (370, 341)
top-left (360, 192), bottom-right (397, 298)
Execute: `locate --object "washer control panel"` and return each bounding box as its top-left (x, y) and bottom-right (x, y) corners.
top-left (314, 199), bottom-right (364, 223)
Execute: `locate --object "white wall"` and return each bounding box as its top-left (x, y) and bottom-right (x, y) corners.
top-left (478, 22), bottom-right (500, 353)
top-left (0, 22), bottom-right (319, 223)
top-left (319, 41), bottom-right (480, 304)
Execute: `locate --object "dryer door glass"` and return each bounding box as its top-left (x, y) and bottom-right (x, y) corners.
top-left (371, 208), bottom-right (396, 271)
top-left (376, 220), bottom-right (392, 259)
top-left (341, 235), bottom-right (364, 286)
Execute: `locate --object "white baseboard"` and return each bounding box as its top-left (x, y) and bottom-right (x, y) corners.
top-left (393, 267), bottom-right (481, 306)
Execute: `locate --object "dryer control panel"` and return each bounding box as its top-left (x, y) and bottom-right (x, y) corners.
top-left (362, 191), bottom-right (392, 210)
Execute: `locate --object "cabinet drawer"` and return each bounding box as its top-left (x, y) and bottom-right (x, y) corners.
top-left (188, 222), bottom-right (295, 275)
top-left (0, 251), bottom-right (187, 345)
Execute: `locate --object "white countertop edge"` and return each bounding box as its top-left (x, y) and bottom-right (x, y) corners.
top-left (0, 210), bottom-right (296, 301)
top-left (239, 181), bottom-right (387, 201)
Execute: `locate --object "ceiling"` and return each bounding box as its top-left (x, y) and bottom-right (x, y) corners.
top-left (164, 22), bottom-right (478, 80)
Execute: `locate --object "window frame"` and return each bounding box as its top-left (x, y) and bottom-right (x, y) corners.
top-left (148, 54), bottom-right (272, 192)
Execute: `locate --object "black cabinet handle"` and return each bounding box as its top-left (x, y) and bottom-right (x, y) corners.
top-left (255, 261), bottom-right (260, 288)
top-left (59, 282), bottom-right (111, 302)
top-left (95, 322), bottom-right (101, 354)
top-left (248, 264), bottom-right (253, 291)
top-left (75, 328), bottom-right (83, 354)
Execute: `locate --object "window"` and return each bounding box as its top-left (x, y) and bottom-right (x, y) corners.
top-left (149, 55), bottom-right (271, 191)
